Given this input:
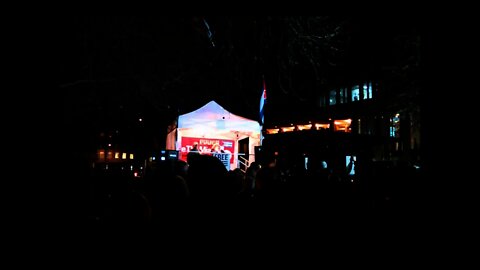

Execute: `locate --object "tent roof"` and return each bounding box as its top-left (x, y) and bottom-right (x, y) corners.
top-left (178, 100), bottom-right (260, 132)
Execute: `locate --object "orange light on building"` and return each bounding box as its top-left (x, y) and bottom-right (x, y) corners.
top-left (334, 119), bottom-right (352, 125)
top-left (266, 129), bottom-right (280, 134)
top-left (315, 123), bottom-right (330, 130)
top-left (98, 151), bottom-right (105, 160)
top-left (334, 119), bottom-right (352, 132)
top-left (297, 124), bottom-right (312, 131)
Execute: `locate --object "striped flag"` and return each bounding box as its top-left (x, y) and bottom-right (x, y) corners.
top-left (259, 79), bottom-right (267, 126)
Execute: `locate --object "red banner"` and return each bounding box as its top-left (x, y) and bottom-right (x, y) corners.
top-left (180, 137), bottom-right (235, 165)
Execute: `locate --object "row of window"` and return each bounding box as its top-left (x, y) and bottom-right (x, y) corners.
top-left (266, 113), bottom-right (400, 138)
top-left (98, 150), bottom-right (134, 161)
top-left (320, 82), bottom-right (374, 107)
top-left (354, 113), bottom-right (401, 138)
top-left (265, 119), bottom-right (352, 134)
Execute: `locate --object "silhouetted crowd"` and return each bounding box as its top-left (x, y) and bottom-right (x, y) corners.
top-left (79, 151), bottom-right (423, 234)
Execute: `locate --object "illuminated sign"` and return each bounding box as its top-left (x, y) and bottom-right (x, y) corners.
top-left (180, 137), bottom-right (235, 167)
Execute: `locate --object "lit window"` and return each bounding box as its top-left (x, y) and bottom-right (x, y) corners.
top-left (329, 90), bottom-right (336, 105)
top-left (314, 123), bottom-right (330, 130)
top-left (346, 156), bottom-right (356, 175)
top-left (297, 124), bottom-right (312, 131)
top-left (334, 119), bottom-right (352, 133)
top-left (115, 152), bottom-right (120, 159)
top-left (339, 88), bottom-right (347, 103)
top-left (107, 152), bottom-right (113, 160)
top-left (363, 82), bottom-right (373, 100)
top-left (390, 114), bottom-right (400, 138)
top-left (122, 153), bottom-right (127, 159)
top-left (368, 82), bottom-right (373, 99)
top-left (266, 129), bottom-right (280, 134)
top-left (99, 151), bottom-right (105, 160)
top-left (351, 86), bottom-right (360, 102)
top-left (130, 154), bottom-right (134, 160)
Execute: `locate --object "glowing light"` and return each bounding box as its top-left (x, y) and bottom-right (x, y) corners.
top-left (122, 153), bottom-right (127, 159)
top-left (282, 127), bottom-right (295, 132)
top-left (130, 165), bottom-right (133, 171)
top-left (321, 161), bottom-right (328, 169)
top-left (130, 154), bottom-right (134, 160)
top-left (297, 124), bottom-right (312, 131)
top-left (334, 119), bottom-right (352, 133)
top-left (315, 123), bottom-right (330, 129)
top-left (161, 157), bottom-right (166, 161)
top-left (266, 129), bottom-right (279, 134)
top-left (114, 152), bottom-right (120, 159)
top-left (334, 119), bottom-right (352, 125)
top-left (139, 118), bottom-right (143, 122)
top-left (152, 157), bottom-right (156, 161)
top-left (108, 143), bottom-right (111, 147)
top-left (134, 172), bottom-right (138, 177)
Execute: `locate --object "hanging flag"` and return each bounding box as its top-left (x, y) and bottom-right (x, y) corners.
top-left (259, 79), bottom-right (267, 126)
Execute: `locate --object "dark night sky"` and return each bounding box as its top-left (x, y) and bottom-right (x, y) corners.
top-left (61, 16), bottom-right (421, 136)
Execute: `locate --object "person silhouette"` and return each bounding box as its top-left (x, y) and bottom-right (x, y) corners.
top-left (191, 142), bottom-right (199, 153)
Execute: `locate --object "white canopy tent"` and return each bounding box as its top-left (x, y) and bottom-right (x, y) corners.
top-left (166, 101), bottom-right (261, 169)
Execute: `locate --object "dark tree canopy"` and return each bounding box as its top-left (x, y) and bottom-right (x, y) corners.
top-left (61, 16), bottom-right (421, 148)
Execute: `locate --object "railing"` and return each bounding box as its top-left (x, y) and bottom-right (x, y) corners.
top-left (237, 155), bottom-right (250, 173)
